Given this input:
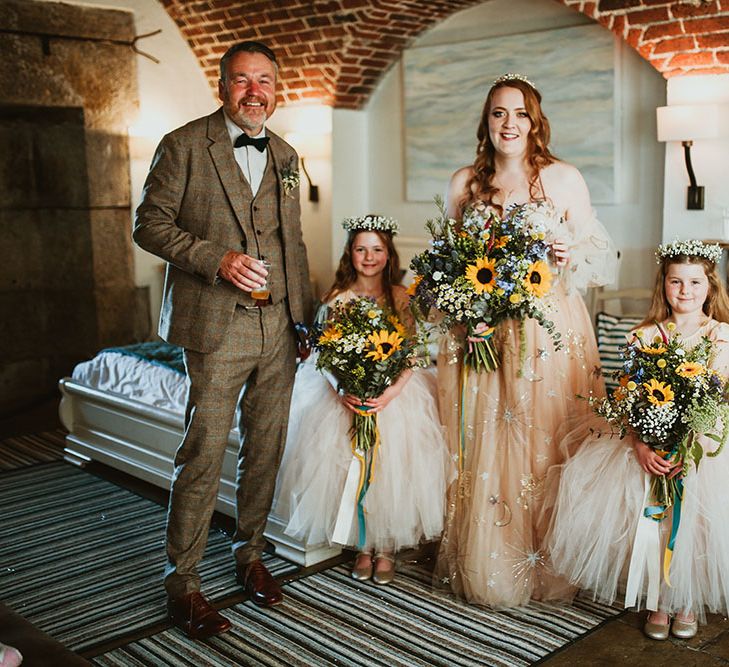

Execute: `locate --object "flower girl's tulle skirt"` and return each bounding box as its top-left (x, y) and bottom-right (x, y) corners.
top-left (545, 425), bottom-right (729, 622)
top-left (274, 360), bottom-right (452, 552)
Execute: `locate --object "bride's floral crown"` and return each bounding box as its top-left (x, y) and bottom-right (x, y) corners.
top-left (342, 215), bottom-right (399, 235)
top-left (656, 238), bottom-right (722, 265)
top-left (493, 73), bottom-right (536, 89)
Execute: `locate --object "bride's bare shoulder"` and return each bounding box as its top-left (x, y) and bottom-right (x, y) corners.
top-left (447, 166), bottom-right (474, 193)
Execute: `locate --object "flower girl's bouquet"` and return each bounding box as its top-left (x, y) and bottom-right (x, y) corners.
top-left (410, 198), bottom-right (560, 373)
top-left (314, 297), bottom-right (418, 546)
top-left (594, 323), bottom-right (729, 586)
top-left (597, 324), bottom-right (728, 501)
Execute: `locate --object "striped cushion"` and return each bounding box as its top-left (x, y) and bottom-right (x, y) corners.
top-left (596, 312), bottom-right (641, 389)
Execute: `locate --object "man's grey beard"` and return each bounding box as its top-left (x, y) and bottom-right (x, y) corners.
top-left (229, 108), bottom-right (265, 131)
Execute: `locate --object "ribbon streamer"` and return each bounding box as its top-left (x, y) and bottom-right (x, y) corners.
top-left (459, 363), bottom-right (468, 475)
top-left (625, 474), bottom-right (661, 610)
top-left (331, 413), bottom-right (380, 549)
top-left (663, 476), bottom-right (684, 587)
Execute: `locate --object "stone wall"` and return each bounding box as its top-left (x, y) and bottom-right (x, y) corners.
top-left (0, 0), bottom-right (148, 414)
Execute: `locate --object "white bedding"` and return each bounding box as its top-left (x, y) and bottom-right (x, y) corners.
top-left (71, 352), bottom-right (188, 413)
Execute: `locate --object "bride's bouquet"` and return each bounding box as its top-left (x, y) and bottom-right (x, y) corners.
top-left (314, 296), bottom-right (418, 547)
top-left (409, 197), bottom-right (560, 372)
top-left (595, 324), bottom-right (729, 510)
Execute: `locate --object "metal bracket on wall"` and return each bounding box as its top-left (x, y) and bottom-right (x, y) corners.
top-left (0, 28), bottom-right (162, 63)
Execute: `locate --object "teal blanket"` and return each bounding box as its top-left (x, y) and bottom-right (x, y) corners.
top-left (102, 341), bottom-right (185, 375)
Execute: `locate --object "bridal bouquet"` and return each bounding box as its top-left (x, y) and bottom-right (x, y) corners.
top-left (596, 323), bottom-right (729, 508)
top-left (410, 197), bottom-right (559, 372)
top-left (314, 297), bottom-right (417, 451)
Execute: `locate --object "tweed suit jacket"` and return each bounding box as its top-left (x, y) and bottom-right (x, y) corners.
top-left (133, 108), bottom-right (312, 353)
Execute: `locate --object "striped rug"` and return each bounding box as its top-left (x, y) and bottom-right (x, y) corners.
top-left (0, 430), bottom-right (65, 471)
top-left (96, 563), bottom-right (620, 666)
top-left (0, 461), bottom-right (297, 653)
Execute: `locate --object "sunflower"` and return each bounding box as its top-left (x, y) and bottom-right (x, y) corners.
top-left (523, 260), bottom-right (552, 298)
top-left (641, 345), bottom-right (667, 355)
top-left (318, 326), bottom-right (342, 344)
top-left (465, 257), bottom-right (497, 293)
top-left (365, 330), bottom-right (403, 361)
top-left (676, 362), bottom-right (706, 378)
top-left (388, 314), bottom-right (407, 338)
top-left (406, 275), bottom-right (422, 296)
top-left (643, 379), bottom-right (675, 406)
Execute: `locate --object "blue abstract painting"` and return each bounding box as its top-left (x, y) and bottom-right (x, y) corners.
top-left (403, 23), bottom-right (616, 203)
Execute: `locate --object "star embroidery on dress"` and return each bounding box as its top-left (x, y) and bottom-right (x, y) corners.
top-left (487, 576), bottom-right (496, 588)
top-left (480, 471), bottom-right (489, 481)
top-left (490, 551), bottom-right (499, 559)
top-left (537, 348), bottom-right (550, 360)
top-left (547, 389), bottom-right (558, 398)
top-left (525, 551), bottom-right (543, 567)
top-left (440, 576), bottom-right (450, 585)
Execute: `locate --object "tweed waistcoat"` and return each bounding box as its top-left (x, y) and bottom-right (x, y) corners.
top-left (235, 154), bottom-right (286, 307)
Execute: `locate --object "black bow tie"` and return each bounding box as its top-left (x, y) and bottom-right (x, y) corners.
top-left (234, 133), bottom-right (269, 152)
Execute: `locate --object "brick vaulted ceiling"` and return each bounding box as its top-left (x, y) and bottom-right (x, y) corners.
top-left (160, 0), bottom-right (729, 109)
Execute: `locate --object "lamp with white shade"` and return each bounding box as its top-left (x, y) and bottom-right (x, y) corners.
top-left (656, 104), bottom-right (719, 210)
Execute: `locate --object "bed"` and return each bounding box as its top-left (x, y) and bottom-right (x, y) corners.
top-left (58, 343), bottom-right (341, 567)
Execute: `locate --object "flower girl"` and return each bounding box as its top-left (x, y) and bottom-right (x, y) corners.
top-left (274, 215), bottom-right (451, 584)
top-left (546, 240), bottom-right (729, 639)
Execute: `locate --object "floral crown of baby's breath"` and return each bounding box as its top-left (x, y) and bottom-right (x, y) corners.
top-left (656, 238), bottom-right (722, 265)
top-left (342, 215), bottom-right (399, 235)
top-left (493, 73), bottom-right (535, 89)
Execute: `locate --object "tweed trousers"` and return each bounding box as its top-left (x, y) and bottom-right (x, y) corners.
top-left (164, 300), bottom-right (296, 597)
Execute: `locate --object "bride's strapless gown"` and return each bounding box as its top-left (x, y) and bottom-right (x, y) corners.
top-left (434, 201), bottom-right (617, 607)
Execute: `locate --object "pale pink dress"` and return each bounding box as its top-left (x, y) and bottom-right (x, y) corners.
top-left (434, 201), bottom-right (616, 607)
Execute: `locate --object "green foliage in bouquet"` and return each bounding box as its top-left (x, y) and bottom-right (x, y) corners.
top-left (409, 197), bottom-right (560, 372)
top-left (595, 324), bottom-right (729, 508)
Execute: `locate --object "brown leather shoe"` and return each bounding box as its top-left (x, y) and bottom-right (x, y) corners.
top-left (167, 591), bottom-right (231, 639)
top-left (237, 559), bottom-right (284, 607)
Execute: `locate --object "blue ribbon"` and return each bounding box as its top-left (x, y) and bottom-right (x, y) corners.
top-left (356, 450), bottom-right (374, 550)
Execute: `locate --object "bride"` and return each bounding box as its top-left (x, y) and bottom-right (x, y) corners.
top-left (434, 73), bottom-right (617, 606)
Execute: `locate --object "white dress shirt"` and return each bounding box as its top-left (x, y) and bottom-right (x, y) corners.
top-left (224, 112), bottom-right (268, 196)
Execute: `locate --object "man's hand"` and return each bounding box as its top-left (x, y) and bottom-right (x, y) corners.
top-left (218, 252), bottom-right (267, 292)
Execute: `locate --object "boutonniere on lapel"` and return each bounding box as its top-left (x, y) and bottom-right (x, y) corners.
top-left (279, 157), bottom-right (300, 198)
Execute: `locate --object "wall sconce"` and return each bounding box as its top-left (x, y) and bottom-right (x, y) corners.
top-left (284, 131), bottom-right (330, 203)
top-left (300, 158), bottom-right (319, 203)
top-left (656, 104), bottom-right (719, 210)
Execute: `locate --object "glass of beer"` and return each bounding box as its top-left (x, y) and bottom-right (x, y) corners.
top-left (251, 259), bottom-right (271, 300)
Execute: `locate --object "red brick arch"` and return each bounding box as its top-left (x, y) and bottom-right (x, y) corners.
top-left (161, 0), bottom-right (729, 109)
